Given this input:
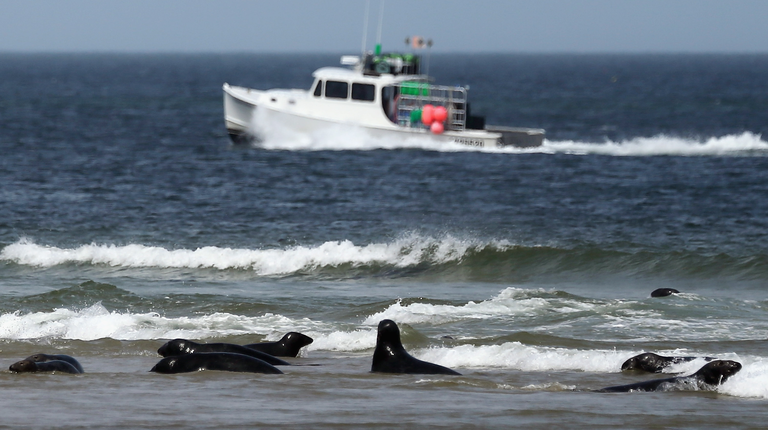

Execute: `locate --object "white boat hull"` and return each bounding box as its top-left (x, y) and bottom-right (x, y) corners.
top-left (223, 83), bottom-right (543, 148)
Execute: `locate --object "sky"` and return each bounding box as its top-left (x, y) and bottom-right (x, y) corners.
top-left (1, 0), bottom-right (766, 53)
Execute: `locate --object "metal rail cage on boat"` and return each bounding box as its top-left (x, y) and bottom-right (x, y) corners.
top-left (391, 82), bottom-right (468, 130)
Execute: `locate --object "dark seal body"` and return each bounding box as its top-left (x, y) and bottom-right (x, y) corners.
top-left (244, 332), bottom-right (314, 357)
top-left (621, 352), bottom-right (716, 373)
top-left (600, 360), bottom-right (742, 392)
top-left (150, 352), bottom-right (284, 374)
top-left (9, 359), bottom-right (82, 374)
top-left (24, 353), bottom-right (84, 373)
top-left (157, 339), bottom-right (290, 365)
top-left (651, 288), bottom-right (680, 297)
top-left (371, 319), bottom-right (461, 375)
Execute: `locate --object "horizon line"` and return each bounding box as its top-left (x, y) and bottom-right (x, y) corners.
top-left (2, 49), bottom-right (767, 56)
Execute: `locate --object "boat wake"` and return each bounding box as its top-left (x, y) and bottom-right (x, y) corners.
top-left (543, 132), bottom-right (768, 156)
top-left (247, 112), bottom-right (768, 157)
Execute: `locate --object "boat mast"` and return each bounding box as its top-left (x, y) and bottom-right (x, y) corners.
top-left (361, 0), bottom-right (370, 56)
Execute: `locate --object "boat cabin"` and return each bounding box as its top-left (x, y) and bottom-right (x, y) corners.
top-left (308, 53), bottom-right (475, 131)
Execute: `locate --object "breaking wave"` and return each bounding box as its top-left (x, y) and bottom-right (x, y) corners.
top-left (0, 234), bottom-right (509, 275)
top-left (3, 235), bottom-right (768, 281)
top-left (0, 302), bottom-right (319, 342)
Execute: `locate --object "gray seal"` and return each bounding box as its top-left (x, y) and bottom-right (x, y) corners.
top-left (23, 353), bottom-right (84, 373)
top-left (9, 359), bottom-right (82, 374)
top-left (621, 352), bottom-right (715, 373)
top-left (599, 360), bottom-right (742, 392)
top-left (371, 319), bottom-right (461, 375)
top-left (245, 332), bottom-right (314, 357)
top-left (651, 288), bottom-right (680, 297)
top-left (150, 352), bottom-right (284, 374)
top-left (157, 339), bottom-right (290, 366)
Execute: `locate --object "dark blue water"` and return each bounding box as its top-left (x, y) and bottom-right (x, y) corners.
top-left (1, 53), bottom-right (768, 428)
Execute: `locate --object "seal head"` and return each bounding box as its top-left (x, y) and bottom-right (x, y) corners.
top-left (371, 319), bottom-right (460, 375)
top-left (245, 332), bottom-right (314, 357)
top-left (695, 359), bottom-right (742, 386)
top-left (651, 288), bottom-right (680, 297)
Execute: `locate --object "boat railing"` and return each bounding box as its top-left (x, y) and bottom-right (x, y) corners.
top-left (395, 83), bottom-right (467, 131)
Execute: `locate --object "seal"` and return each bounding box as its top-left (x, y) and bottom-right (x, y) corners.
top-left (244, 332), bottom-right (314, 357)
top-left (371, 319), bottom-right (461, 375)
top-left (651, 288), bottom-right (680, 297)
top-left (157, 339), bottom-right (290, 366)
top-left (9, 359), bottom-right (82, 374)
top-left (621, 352), bottom-right (715, 373)
top-left (24, 353), bottom-right (84, 373)
top-left (599, 359), bottom-right (742, 392)
top-left (150, 353), bottom-right (284, 374)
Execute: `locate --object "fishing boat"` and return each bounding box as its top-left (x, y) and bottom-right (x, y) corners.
top-left (223, 47), bottom-right (544, 148)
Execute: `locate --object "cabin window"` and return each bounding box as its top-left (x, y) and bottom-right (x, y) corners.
top-left (313, 80), bottom-right (323, 97)
top-left (325, 80), bottom-right (348, 99)
top-left (351, 83), bottom-right (375, 102)
top-left (381, 85), bottom-right (399, 123)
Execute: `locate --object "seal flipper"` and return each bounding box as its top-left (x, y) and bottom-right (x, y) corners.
top-left (371, 319), bottom-right (461, 376)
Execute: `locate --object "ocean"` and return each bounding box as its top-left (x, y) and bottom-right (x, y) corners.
top-left (1, 52), bottom-right (768, 429)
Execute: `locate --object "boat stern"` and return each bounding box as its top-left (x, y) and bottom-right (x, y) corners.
top-left (486, 125), bottom-right (545, 148)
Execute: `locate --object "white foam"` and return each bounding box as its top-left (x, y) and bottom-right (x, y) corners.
top-left (362, 287), bottom-right (611, 327)
top-left (415, 342), bottom-right (632, 373)
top-left (0, 302), bottom-right (370, 352)
top-left (720, 357), bottom-right (768, 399)
top-left (362, 292), bottom-right (551, 326)
top-left (247, 110), bottom-right (768, 157)
top-left (0, 234), bottom-right (512, 274)
top-left (543, 132), bottom-right (768, 156)
top-left (413, 346), bottom-right (768, 399)
top-left (0, 303), bottom-right (321, 342)
top-left (309, 328), bottom-right (378, 352)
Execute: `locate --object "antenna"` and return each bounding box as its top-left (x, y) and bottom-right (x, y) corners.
top-left (361, 0), bottom-right (371, 55)
top-left (425, 39), bottom-right (433, 77)
top-left (375, 0), bottom-right (385, 56)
